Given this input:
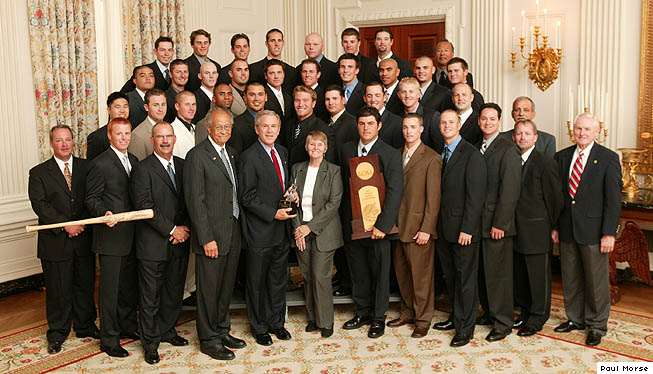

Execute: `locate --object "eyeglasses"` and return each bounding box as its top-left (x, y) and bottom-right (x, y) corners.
top-left (211, 125), bottom-right (232, 132)
top-left (153, 134), bottom-right (175, 140)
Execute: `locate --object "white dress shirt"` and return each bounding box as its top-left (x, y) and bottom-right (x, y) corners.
top-left (53, 155), bottom-right (73, 175)
top-left (358, 137), bottom-right (379, 157)
top-left (568, 141), bottom-right (595, 179)
top-left (301, 165), bottom-right (320, 221)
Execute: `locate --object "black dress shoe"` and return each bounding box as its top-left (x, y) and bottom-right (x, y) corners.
top-left (271, 327), bottom-right (291, 340)
top-left (517, 326), bottom-right (538, 337)
top-left (305, 321), bottom-right (318, 332)
top-left (76, 327), bottom-right (100, 339)
top-left (221, 334), bottom-right (246, 349)
top-left (343, 315), bottom-right (372, 330)
top-left (100, 344), bottom-right (129, 357)
top-left (321, 327), bottom-right (333, 338)
top-left (162, 335), bottom-right (188, 346)
top-left (182, 292), bottom-right (197, 306)
top-left (255, 333), bottom-right (273, 346)
top-left (47, 341), bottom-right (62, 354)
top-left (475, 314), bottom-right (493, 326)
top-left (333, 287), bottom-right (351, 297)
top-left (554, 321), bottom-right (586, 333)
top-left (200, 344), bottom-right (235, 360)
top-left (144, 349), bottom-right (160, 365)
top-left (433, 319), bottom-right (455, 331)
top-left (368, 321), bottom-right (385, 338)
top-left (513, 318), bottom-right (527, 329)
top-left (586, 331), bottom-right (602, 346)
top-left (486, 328), bottom-right (510, 342)
top-left (450, 333), bottom-right (472, 347)
top-left (386, 318), bottom-right (413, 327)
top-left (120, 331), bottom-right (140, 340)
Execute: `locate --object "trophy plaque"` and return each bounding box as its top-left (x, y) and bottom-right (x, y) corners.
top-left (278, 180), bottom-right (298, 215)
top-left (349, 154), bottom-right (398, 240)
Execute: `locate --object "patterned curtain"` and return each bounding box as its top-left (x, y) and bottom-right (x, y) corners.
top-left (27, 0), bottom-right (98, 160)
top-left (122, 0), bottom-right (188, 79)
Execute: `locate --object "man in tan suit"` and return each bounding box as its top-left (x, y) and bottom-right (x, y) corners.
top-left (229, 59), bottom-right (248, 116)
top-left (129, 88), bottom-right (167, 160)
top-left (387, 113), bottom-right (442, 338)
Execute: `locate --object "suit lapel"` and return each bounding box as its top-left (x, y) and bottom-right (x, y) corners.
top-left (46, 157), bottom-right (71, 195)
top-left (576, 144), bottom-right (600, 195)
top-left (296, 163), bottom-right (308, 201)
top-left (108, 149), bottom-right (130, 179)
top-left (203, 140), bottom-right (232, 184)
top-left (256, 142), bottom-right (284, 193)
top-left (442, 141), bottom-right (465, 179)
top-left (403, 143), bottom-right (425, 174)
top-left (150, 156), bottom-right (177, 193)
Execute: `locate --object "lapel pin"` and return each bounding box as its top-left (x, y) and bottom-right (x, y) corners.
top-left (212, 156), bottom-right (217, 160)
top-left (594, 160), bottom-right (598, 164)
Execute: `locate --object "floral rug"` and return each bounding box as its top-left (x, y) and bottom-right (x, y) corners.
top-left (1, 297), bottom-right (651, 373)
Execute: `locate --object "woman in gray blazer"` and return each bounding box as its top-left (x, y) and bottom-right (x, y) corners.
top-left (292, 130), bottom-right (344, 338)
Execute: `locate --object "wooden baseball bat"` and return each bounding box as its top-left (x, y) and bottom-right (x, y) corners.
top-left (25, 209), bottom-right (154, 233)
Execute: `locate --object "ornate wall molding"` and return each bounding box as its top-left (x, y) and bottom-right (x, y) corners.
top-left (341, 6), bottom-right (454, 38)
top-left (637, 0), bottom-right (653, 173)
top-left (470, 0), bottom-right (504, 105)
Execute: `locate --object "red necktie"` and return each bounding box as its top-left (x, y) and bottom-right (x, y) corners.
top-left (270, 148), bottom-right (284, 191)
top-left (568, 151), bottom-right (584, 198)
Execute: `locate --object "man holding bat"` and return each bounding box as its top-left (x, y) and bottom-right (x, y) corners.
top-left (28, 125), bottom-right (99, 354)
top-left (86, 117), bottom-right (140, 358)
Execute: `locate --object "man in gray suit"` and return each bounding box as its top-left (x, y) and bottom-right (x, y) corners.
top-left (127, 65), bottom-right (155, 129)
top-left (184, 108), bottom-right (247, 360)
top-left (500, 96), bottom-right (556, 157)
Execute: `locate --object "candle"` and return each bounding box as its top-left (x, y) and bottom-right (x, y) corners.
top-left (512, 26), bottom-right (516, 50)
top-left (536, 0), bottom-right (540, 27)
top-left (556, 21), bottom-right (561, 49)
top-left (578, 84), bottom-right (583, 114)
top-left (568, 85), bottom-right (573, 123)
top-left (605, 93), bottom-right (609, 121)
top-left (588, 88), bottom-right (593, 113)
top-left (530, 26), bottom-right (534, 48)
top-left (543, 9), bottom-right (547, 36)
top-left (521, 10), bottom-right (526, 39)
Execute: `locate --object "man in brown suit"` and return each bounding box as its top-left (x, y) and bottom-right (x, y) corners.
top-left (387, 113), bottom-right (442, 338)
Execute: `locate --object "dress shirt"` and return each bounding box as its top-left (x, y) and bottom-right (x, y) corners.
top-left (200, 85), bottom-right (213, 101)
top-left (384, 80), bottom-right (399, 102)
top-left (135, 88), bottom-right (146, 102)
top-left (194, 53), bottom-right (209, 65)
top-left (343, 79), bottom-right (359, 101)
top-left (246, 108), bottom-right (258, 119)
top-left (568, 141), bottom-right (595, 179)
top-left (376, 51), bottom-right (394, 67)
top-left (442, 135), bottom-right (462, 160)
top-left (358, 137), bottom-right (379, 157)
top-left (419, 80), bottom-right (432, 97)
top-left (153, 151), bottom-right (177, 234)
top-left (267, 84), bottom-right (285, 113)
top-left (458, 107), bottom-right (473, 125)
top-left (403, 140), bottom-right (421, 167)
top-left (310, 83), bottom-right (319, 90)
top-left (330, 108), bottom-right (346, 125)
top-left (155, 59), bottom-right (170, 77)
top-left (110, 145), bottom-right (131, 174)
top-left (521, 145), bottom-right (535, 165)
top-left (435, 67), bottom-right (447, 84)
top-left (258, 139), bottom-right (285, 187)
top-left (146, 116), bottom-right (157, 127)
top-left (315, 55), bottom-right (324, 63)
top-left (53, 155), bottom-right (73, 175)
top-left (301, 165), bottom-right (320, 221)
top-left (480, 132), bottom-right (500, 153)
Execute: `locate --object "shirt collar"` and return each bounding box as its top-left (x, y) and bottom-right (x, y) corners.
top-left (194, 53), bottom-right (209, 65)
top-left (521, 145), bottom-right (536, 163)
top-left (155, 59), bottom-right (169, 74)
top-left (404, 140), bottom-right (421, 158)
top-left (443, 135), bottom-right (462, 157)
top-left (110, 145), bottom-right (128, 158)
top-left (200, 85), bottom-right (213, 100)
top-left (153, 151), bottom-right (174, 171)
top-left (482, 131), bottom-right (500, 149)
top-left (385, 80), bottom-right (399, 97)
top-left (376, 51), bottom-right (394, 65)
top-left (358, 137), bottom-right (379, 155)
top-left (247, 108), bottom-right (258, 118)
top-left (331, 108), bottom-right (346, 124)
top-left (208, 135), bottom-right (227, 154)
top-left (135, 88), bottom-right (146, 101)
top-left (420, 80), bottom-right (432, 96)
top-left (459, 107), bottom-right (473, 124)
top-left (310, 83), bottom-right (319, 90)
top-left (575, 141), bottom-right (595, 156)
top-left (53, 155), bottom-right (72, 174)
top-left (315, 54), bottom-right (324, 63)
top-left (344, 79), bottom-right (359, 91)
top-left (267, 83), bottom-right (283, 96)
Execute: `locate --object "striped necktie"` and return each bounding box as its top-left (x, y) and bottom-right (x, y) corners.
top-left (568, 151), bottom-right (584, 198)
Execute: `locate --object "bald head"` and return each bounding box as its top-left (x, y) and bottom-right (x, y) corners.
top-left (452, 83), bottom-right (473, 112)
top-left (199, 61), bottom-right (218, 89)
top-left (414, 56), bottom-right (436, 85)
top-left (304, 32), bottom-right (324, 59)
top-left (379, 58), bottom-right (400, 87)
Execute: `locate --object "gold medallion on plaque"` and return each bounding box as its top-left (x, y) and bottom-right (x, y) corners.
top-left (355, 162), bottom-right (374, 180)
top-left (358, 185), bottom-right (381, 231)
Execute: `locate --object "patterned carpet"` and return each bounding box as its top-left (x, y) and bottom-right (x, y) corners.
top-left (1, 296), bottom-right (651, 373)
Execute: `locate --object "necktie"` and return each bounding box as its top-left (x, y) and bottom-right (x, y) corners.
top-left (384, 89), bottom-right (389, 104)
top-left (166, 162), bottom-right (177, 191)
top-left (270, 148), bottom-right (284, 191)
top-left (164, 68), bottom-right (170, 83)
top-left (63, 162), bottom-right (72, 190)
top-left (328, 120), bottom-right (335, 127)
top-left (294, 122), bottom-right (302, 140)
top-left (345, 87), bottom-right (351, 102)
top-left (443, 146), bottom-right (450, 166)
top-left (122, 155), bottom-right (131, 176)
top-left (361, 146), bottom-right (367, 156)
top-left (403, 152), bottom-right (410, 168)
top-left (220, 148), bottom-right (239, 218)
top-left (439, 71), bottom-right (447, 85)
top-left (480, 142), bottom-right (488, 154)
top-left (569, 151), bottom-right (584, 198)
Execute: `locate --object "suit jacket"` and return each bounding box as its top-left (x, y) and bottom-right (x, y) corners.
top-left (85, 149), bottom-right (138, 255)
top-left (288, 114), bottom-right (336, 165)
top-left (460, 111), bottom-right (483, 146)
top-left (164, 85), bottom-right (180, 124)
top-left (249, 57), bottom-right (297, 94)
top-left (476, 136), bottom-right (521, 238)
top-left (130, 154), bottom-right (189, 261)
top-left (437, 138), bottom-right (487, 243)
top-left (414, 104), bottom-right (442, 152)
top-left (357, 53), bottom-right (378, 84)
top-left (420, 81), bottom-right (452, 112)
top-left (28, 157), bottom-right (92, 261)
top-left (345, 81), bottom-right (366, 115)
top-left (121, 61), bottom-right (170, 94)
top-left (554, 143), bottom-right (622, 245)
top-left (237, 141), bottom-right (291, 248)
top-left (291, 160), bottom-right (344, 251)
top-left (500, 129), bottom-right (557, 158)
top-left (227, 110), bottom-right (257, 155)
top-left (339, 138), bottom-right (403, 241)
top-left (184, 139), bottom-right (241, 256)
top-left (230, 84), bottom-right (247, 116)
top-left (379, 109), bottom-right (404, 149)
top-left (128, 118), bottom-right (154, 161)
top-left (86, 125), bottom-right (110, 160)
top-left (193, 88), bottom-right (212, 124)
top-left (313, 84), bottom-right (330, 123)
top-left (516, 149), bottom-right (564, 254)
top-left (385, 86), bottom-right (404, 116)
top-left (398, 143), bottom-right (442, 242)
top-left (184, 54), bottom-right (221, 92)
top-left (126, 90), bottom-right (147, 130)
top-left (330, 111), bottom-right (359, 156)
top-left (390, 54), bottom-right (413, 80)
top-left (264, 85), bottom-right (295, 147)
top-left (170, 117), bottom-right (196, 158)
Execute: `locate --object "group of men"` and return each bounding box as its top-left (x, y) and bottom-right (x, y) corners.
top-left (28, 25), bottom-right (621, 365)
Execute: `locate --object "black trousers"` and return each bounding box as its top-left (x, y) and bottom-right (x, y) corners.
top-left (41, 255), bottom-right (96, 343)
top-left (345, 238), bottom-right (391, 321)
top-left (196, 220), bottom-right (241, 348)
top-left (514, 251), bottom-right (551, 330)
top-left (478, 237), bottom-right (514, 332)
top-left (138, 252), bottom-right (188, 351)
top-left (98, 252), bottom-right (139, 347)
top-left (245, 241), bottom-right (289, 335)
top-left (436, 238), bottom-right (479, 336)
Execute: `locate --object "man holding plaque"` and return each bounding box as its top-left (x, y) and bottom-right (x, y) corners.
top-left (432, 109), bottom-right (486, 347)
top-left (339, 106), bottom-right (403, 338)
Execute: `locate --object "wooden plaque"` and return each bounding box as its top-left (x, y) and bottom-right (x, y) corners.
top-left (349, 154), bottom-right (398, 240)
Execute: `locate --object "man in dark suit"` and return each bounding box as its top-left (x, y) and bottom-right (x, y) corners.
top-left (340, 106), bottom-right (403, 339)
top-left (249, 29), bottom-right (297, 94)
top-left (414, 56), bottom-right (453, 113)
top-left (130, 122), bottom-right (190, 365)
top-left (299, 59), bottom-right (329, 123)
top-left (398, 77), bottom-right (442, 152)
top-left (552, 112), bottom-right (622, 347)
top-left (447, 58), bottom-right (484, 113)
top-left (374, 28), bottom-right (412, 81)
top-left (340, 27), bottom-right (377, 84)
top-left (185, 108), bottom-right (248, 359)
top-left (453, 83), bottom-right (483, 146)
top-left (288, 86), bottom-right (335, 165)
top-left (363, 82), bottom-right (404, 149)
top-left (435, 39), bottom-right (474, 89)
top-left (193, 61), bottom-right (218, 123)
top-left (226, 82), bottom-right (267, 154)
top-left (85, 118), bottom-right (140, 357)
top-left (29, 125), bottom-right (98, 354)
top-left (121, 36), bottom-right (173, 93)
top-left (237, 110), bottom-right (295, 346)
top-left (474, 103), bottom-right (522, 342)
top-left (264, 59), bottom-right (294, 147)
top-left (432, 109), bottom-right (486, 347)
top-left (511, 119), bottom-right (564, 337)
top-left (164, 59), bottom-right (189, 124)
top-left (379, 59), bottom-right (405, 116)
top-left (184, 29), bottom-right (221, 92)
top-left (87, 92), bottom-right (129, 160)
top-left (500, 96), bottom-right (557, 158)
top-left (387, 114), bottom-right (441, 339)
top-left (126, 65), bottom-right (154, 129)
top-left (217, 34), bottom-right (250, 86)
top-left (297, 33), bottom-right (340, 88)
top-left (338, 53), bottom-right (366, 115)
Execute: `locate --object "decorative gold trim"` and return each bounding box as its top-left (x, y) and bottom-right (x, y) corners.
top-left (637, 0), bottom-right (653, 173)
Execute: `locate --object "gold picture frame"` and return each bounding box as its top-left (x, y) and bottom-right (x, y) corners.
top-left (637, 0), bottom-right (653, 173)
